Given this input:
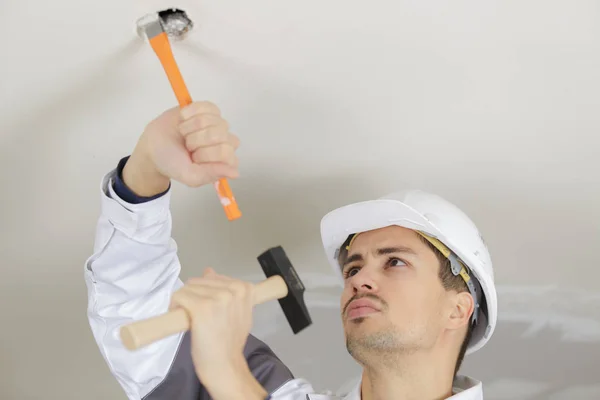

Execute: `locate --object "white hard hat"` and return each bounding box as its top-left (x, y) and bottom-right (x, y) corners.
top-left (320, 189), bottom-right (497, 355)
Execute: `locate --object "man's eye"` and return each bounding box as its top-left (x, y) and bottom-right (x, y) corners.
top-left (388, 257), bottom-right (407, 267)
top-left (344, 267), bottom-right (360, 278)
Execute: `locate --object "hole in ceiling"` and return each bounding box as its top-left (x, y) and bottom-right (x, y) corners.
top-left (158, 8), bottom-right (194, 40)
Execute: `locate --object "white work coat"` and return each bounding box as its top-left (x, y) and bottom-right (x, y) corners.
top-left (273, 376), bottom-right (483, 399)
top-left (84, 167), bottom-right (483, 400)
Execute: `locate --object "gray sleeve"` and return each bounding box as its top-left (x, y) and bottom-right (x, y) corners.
top-left (143, 332), bottom-right (294, 400)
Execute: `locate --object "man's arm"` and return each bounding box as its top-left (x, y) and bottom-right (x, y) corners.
top-left (84, 156), bottom-right (184, 399)
top-left (85, 102), bottom-right (317, 400)
top-left (85, 158), bottom-right (317, 400)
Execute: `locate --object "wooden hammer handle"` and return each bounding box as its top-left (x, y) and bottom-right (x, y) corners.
top-left (120, 275), bottom-right (288, 351)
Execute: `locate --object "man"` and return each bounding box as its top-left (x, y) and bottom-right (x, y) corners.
top-left (85, 101), bottom-right (497, 400)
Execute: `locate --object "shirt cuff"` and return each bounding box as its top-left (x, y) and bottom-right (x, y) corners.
top-left (112, 155), bottom-right (170, 204)
top-left (98, 158), bottom-right (173, 238)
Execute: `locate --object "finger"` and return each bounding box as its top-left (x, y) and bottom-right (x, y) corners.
top-left (180, 162), bottom-right (240, 186)
top-left (184, 127), bottom-right (233, 153)
top-left (180, 101), bottom-right (221, 121)
top-left (191, 144), bottom-right (238, 166)
top-left (185, 275), bottom-right (234, 289)
top-left (179, 114), bottom-right (228, 136)
top-left (175, 284), bottom-right (236, 307)
top-left (183, 281), bottom-right (234, 297)
top-left (184, 276), bottom-right (253, 300)
top-left (229, 132), bottom-right (241, 150)
top-left (169, 286), bottom-right (209, 313)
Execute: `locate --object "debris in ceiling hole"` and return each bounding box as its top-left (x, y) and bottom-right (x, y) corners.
top-left (158, 8), bottom-right (194, 40)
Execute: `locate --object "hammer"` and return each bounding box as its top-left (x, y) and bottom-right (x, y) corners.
top-left (120, 246), bottom-right (312, 350)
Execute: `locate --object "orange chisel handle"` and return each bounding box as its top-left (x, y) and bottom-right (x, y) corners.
top-left (148, 31), bottom-right (242, 221)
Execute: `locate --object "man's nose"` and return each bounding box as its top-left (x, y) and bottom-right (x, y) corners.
top-left (350, 266), bottom-right (379, 293)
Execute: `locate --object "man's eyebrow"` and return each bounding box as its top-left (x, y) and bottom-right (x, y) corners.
top-left (341, 246), bottom-right (417, 269)
top-left (342, 253), bottom-right (363, 268)
top-left (377, 246), bottom-right (417, 256)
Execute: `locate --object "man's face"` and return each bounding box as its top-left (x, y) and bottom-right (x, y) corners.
top-left (339, 225), bottom-right (450, 360)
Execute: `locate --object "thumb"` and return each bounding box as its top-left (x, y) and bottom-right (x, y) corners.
top-left (203, 267), bottom-right (216, 277)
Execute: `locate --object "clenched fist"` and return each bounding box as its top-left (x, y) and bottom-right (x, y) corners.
top-left (171, 268), bottom-right (268, 400)
top-left (123, 101), bottom-right (240, 197)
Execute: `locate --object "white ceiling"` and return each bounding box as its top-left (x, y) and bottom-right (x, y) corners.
top-left (1, 0), bottom-right (599, 399)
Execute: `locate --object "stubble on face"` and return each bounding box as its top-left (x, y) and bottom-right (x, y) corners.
top-left (346, 316), bottom-right (422, 368)
top-left (343, 293), bottom-right (422, 368)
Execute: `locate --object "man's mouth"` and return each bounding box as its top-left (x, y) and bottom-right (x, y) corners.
top-left (346, 298), bottom-right (381, 320)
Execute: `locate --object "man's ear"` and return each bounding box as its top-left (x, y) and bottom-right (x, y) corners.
top-left (448, 291), bottom-right (474, 331)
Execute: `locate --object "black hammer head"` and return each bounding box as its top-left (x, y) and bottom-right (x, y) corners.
top-left (257, 246), bottom-right (312, 334)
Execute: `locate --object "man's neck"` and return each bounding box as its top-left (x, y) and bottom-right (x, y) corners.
top-left (359, 351), bottom-right (455, 400)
